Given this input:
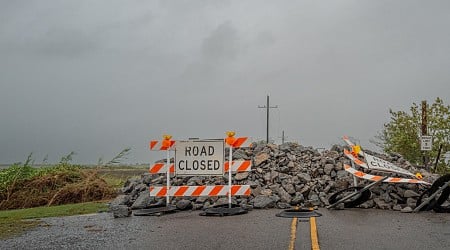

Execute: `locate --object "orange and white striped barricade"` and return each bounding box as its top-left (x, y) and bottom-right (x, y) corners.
top-left (328, 136), bottom-right (431, 209)
top-left (148, 135), bottom-right (176, 208)
top-left (335, 164), bottom-right (434, 211)
top-left (224, 132), bottom-right (252, 208)
top-left (148, 158), bottom-right (252, 174)
top-left (343, 149), bottom-right (418, 178)
top-left (148, 134), bottom-right (252, 215)
top-left (228, 137), bottom-right (252, 148)
top-left (149, 163), bottom-right (175, 174)
top-left (149, 140), bottom-right (175, 151)
top-left (150, 185), bottom-right (251, 197)
top-left (343, 135), bottom-right (379, 186)
top-left (224, 160), bottom-right (252, 173)
top-left (342, 135), bottom-right (364, 157)
top-left (343, 164), bottom-right (430, 185)
top-left (149, 160), bottom-right (251, 174)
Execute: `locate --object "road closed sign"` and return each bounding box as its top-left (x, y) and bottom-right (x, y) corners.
top-left (175, 140), bottom-right (224, 176)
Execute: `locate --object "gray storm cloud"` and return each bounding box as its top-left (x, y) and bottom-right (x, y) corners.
top-left (1, 0), bottom-right (449, 164)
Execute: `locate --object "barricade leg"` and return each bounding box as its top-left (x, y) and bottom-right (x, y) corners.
top-left (327, 176), bottom-right (388, 209)
top-left (414, 180), bottom-right (450, 212)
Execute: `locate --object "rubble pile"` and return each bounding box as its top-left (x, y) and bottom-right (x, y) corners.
top-left (110, 142), bottom-right (437, 214)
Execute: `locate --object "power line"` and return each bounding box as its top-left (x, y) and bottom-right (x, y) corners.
top-left (258, 95), bottom-right (278, 143)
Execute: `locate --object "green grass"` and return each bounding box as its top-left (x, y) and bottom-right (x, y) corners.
top-left (0, 202), bottom-right (108, 239)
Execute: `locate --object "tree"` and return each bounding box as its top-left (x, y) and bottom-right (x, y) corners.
top-left (374, 97), bottom-right (450, 171)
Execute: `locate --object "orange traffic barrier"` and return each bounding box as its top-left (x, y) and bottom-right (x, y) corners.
top-left (149, 185), bottom-right (251, 197)
top-left (343, 164), bottom-right (430, 185)
top-left (149, 140), bottom-right (175, 151)
top-left (224, 160), bottom-right (252, 172)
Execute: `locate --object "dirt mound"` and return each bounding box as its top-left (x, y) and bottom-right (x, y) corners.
top-left (0, 169), bottom-right (116, 210)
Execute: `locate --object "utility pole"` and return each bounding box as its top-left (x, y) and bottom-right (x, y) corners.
top-left (421, 100), bottom-right (427, 136)
top-left (421, 100), bottom-right (428, 168)
top-left (258, 95), bottom-right (278, 143)
top-left (280, 130), bottom-right (288, 144)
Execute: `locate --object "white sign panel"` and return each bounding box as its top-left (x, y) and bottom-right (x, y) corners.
top-left (175, 140), bottom-right (224, 176)
top-left (421, 136), bottom-right (432, 151)
top-left (364, 153), bottom-right (415, 177)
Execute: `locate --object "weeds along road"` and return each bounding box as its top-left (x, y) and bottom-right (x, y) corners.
top-left (1, 208), bottom-right (449, 250)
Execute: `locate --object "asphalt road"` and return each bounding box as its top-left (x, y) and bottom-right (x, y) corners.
top-left (2, 208), bottom-right (450, 250)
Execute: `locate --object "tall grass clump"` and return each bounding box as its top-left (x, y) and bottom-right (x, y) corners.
top-left (0, 153), bottom-right (37, 197)
top-left (0, 152), bottom-right (81, 195)
top-left (0, 151), bottom-right (120, 210)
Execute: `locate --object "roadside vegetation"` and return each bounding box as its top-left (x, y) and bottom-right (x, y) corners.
top-left (373, 97), bottom-right (450, 174)
top-left (0, 151), bottom-right (118, 210)
top-left (0, 148), bottom-right (147, 238)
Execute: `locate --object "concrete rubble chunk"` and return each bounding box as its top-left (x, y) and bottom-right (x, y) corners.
top-left (254, 152), bottom-right (270, 167)
top-left (110, 195), bottom-right (131, 207)
top-left (401, 206), bottom-right (413, 213)
top-left (131, 192), bottom-right (154, 210)
top-left (111, 205), bottom-right (131, 218)
top-left (252, 195), bottom-right (276, 209)
top-left (234, 172), bottom-right (249, 181)
top-left (297, 173), bottom-right (311, 183)
top-left (374, 198), bottom-right (391, 210)
top-left (277, 187), bottom-right (292, 203)
top-left (403, 190), bottom-right (420, 198)
top-left (176, 199), bottom-right (193, 210)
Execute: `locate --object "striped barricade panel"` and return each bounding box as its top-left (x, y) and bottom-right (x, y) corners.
top-left (343, 149), bottom-right (368, 168)
top-left (149, 140), bottom-right (176, 151)
top-left (227, 137), bottom-right (252, 148)
top-left (149, 185), bottom-right (251, 197)
top-left (224, 160), bottom-right (252, 172)
top-left (149, 163), bottom-right (175, 174)
top-left (344, 149), bottom-right (417, 178)
top-left (343, 164), bottom-right (431, 185)
top-left (149, 161), bottom-right (251, 174)
top-left (342, 136), bottom-right (364, 156)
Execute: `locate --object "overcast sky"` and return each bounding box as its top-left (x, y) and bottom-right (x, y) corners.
top-left (1, 0), bottom-right (449, 164)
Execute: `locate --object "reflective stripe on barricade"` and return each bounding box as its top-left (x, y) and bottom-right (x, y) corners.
top-left (227, 137), bottom-right (252, 148)
top-left (344, 164), bottom-right (431, 185)
top-left (224, 160), bottom-right (252, 172)
top-left (149, 163), bottom-right (175, 174)
top-left (149, 161), bottom-right (251, 174)
top-left (343, 149), bottom-right (367, 167)
top-left (149, 140), bottom-right (175, 151)
top-left (342, 136), bottom-right (364, 156)
top-left (149, 185), bottom-right (251, 197)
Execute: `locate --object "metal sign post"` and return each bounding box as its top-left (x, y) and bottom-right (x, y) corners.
top-left (166, 144), bottom-right (170, 206)
top-left (228, 144), bottom-right (233, 208)
top-left (226, 131), bottom-right (235, 209)
top-left (351, 160), bottom-right (358, 187)
top-left (162, 135), bottom-right (173, 207)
